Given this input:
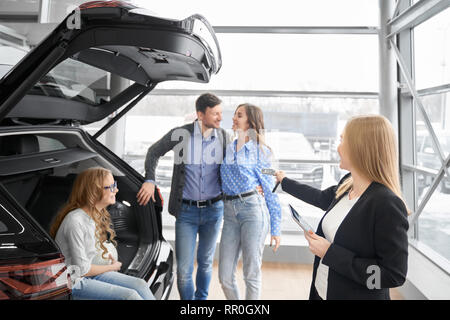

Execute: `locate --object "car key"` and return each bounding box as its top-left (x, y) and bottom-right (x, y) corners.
top-left (261, 168), bottom-right (280, 192)
top-left (261, 168), bottom-right (276, 176)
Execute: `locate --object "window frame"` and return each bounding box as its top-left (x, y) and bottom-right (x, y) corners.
top-left (391, 0), bottom-right (450, 273)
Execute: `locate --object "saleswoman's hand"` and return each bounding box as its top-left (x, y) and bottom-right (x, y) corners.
top-left (304, 231), bottom-right (331, 259)
top-left (275, 170), bottom-right (286, 184)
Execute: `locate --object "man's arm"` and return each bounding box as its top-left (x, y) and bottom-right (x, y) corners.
top-left (144, 128), bottom-right (180, 181)
top-left (137, 127), bottom-right (183, 206)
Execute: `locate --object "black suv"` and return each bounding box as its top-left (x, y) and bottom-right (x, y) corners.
top-left (0, 1), bottom-right (221, 300)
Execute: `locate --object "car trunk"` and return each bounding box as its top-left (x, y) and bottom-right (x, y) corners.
top-left (0, 3), bottom-right (221, 127)
top-left (0, 129), bottom-right (160, 273)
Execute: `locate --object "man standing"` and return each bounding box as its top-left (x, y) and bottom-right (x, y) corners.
top-left (136, 93), bottom-right (227, 300)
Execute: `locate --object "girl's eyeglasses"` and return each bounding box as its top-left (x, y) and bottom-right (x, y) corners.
top-left (104, 181), bottom-right (117, 192)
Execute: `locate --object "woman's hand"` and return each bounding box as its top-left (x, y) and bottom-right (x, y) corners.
top-left (85, 256), bottom-right (122, 277)
top-left (275, 170), bottom-right (286, 184)
top-left (304, 231), bottom-right (331, 259)
top-left (256, 185), bottom-right (264, 197)
top-left (109, 254), bottom-right (122, 271)
top-left (270, 236), bottom-right (281, 252)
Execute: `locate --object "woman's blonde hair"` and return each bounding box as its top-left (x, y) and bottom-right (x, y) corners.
top-left (50, 167), bottom-right (117, 258)
top-left (336, 115), bottom-right (409, 214)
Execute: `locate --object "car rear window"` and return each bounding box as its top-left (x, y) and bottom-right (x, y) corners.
top-left (36, 136), bottom-right (66, 153)
top-left (27, 53), bottom-right (129, 106)
top-left (0, 194), bottom-right (59, 257)
top-left (0, 203), bottom-right (23, 236)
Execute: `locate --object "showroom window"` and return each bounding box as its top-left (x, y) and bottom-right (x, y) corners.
top-left (414, 8), bottom-right (450, 262)
top-left (132, 0), bottom-right (379, 27)
top-left (157, 34), bottom-right (379, 92)
top-left (396, 5), bottom-right (450, 266)
top-left (8, 0), bottom-right (380, 239)
top-left (124, 93), bottom-right (378, 231)
top-left (116, 0), bottom-right (381, 235)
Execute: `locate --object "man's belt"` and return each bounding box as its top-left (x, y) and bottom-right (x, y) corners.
top-left (182, 194), bottom-right (223, 208)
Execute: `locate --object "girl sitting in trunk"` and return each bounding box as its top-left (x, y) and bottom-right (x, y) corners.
top-left (50, 167), bottom-right (155, 300)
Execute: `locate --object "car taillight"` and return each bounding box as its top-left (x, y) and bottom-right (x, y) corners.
top-left (0, 257), bottom-right (71, 300)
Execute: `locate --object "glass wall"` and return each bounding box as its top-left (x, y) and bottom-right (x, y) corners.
top-left (119, 0), bottom-right (380, 235)
top-left (398, 6), bottom-right (450, 265)
top-left (123, 94), bottom-right (378, 232)
top-left (131, 0), bottom-right (379, 26)
top-left (157, 34), bottom-right (379, 92)
top-left (0, 0), bottom-right (380, 239)
top-left (414, 8), bottom-right (450, 261)
top-left (414, 9), bottom-right (450, 90)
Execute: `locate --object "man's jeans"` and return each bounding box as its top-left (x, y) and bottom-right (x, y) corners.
top-left (218, 194), bottom-right (269, 300)
top-left (71, 271), bottom-right (155, 300)
top-left (175, 200), bottom-right (224, 300)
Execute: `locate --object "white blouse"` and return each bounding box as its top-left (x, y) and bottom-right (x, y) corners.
top-left (55, 208), bottom-right (97, 283)
top-left (315, 194), bottom-right (359, 299)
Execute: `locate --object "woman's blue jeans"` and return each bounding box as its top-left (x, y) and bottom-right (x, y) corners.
top-left (71, 271), bottom-right (155, 300)
top-left (218, 193), bottom-right (269, 300)
top-left (175, 200), bottom-right (224, 300)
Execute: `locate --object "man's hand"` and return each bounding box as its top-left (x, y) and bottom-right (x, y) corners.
top-left (137, 181), bottom-right (156, 206)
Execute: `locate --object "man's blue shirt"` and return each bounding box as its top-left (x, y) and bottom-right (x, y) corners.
top-left (182, 121), bottom-right (223, 201)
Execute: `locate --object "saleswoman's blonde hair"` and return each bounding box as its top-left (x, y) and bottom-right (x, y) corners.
top-left (336, 115), bottom-right (409, 214)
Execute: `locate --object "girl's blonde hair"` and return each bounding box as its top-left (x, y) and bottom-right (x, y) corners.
top-left (50, 167), bottom-right (117, 258)
top-left (336, 115), bottom-right (409, 214)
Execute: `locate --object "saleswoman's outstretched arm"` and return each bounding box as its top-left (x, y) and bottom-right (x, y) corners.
top-left (276, 170), bottom-right (340, 211)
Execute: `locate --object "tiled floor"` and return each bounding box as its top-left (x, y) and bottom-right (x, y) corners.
top-left (169, 261), bottom-right (404, 300)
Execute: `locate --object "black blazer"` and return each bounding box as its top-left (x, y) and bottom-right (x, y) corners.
top-left (281, 174), bottom-right (409, 300)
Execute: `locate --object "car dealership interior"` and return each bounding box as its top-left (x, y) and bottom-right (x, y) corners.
top-left (0, 0), bottom-right (449, 300)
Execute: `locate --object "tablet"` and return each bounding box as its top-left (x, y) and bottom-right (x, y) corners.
top-left (289, 204), bottom-right (313, 232)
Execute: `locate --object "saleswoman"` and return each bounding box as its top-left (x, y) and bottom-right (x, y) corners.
top-left (276, 115), bottom-right (409, 300)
